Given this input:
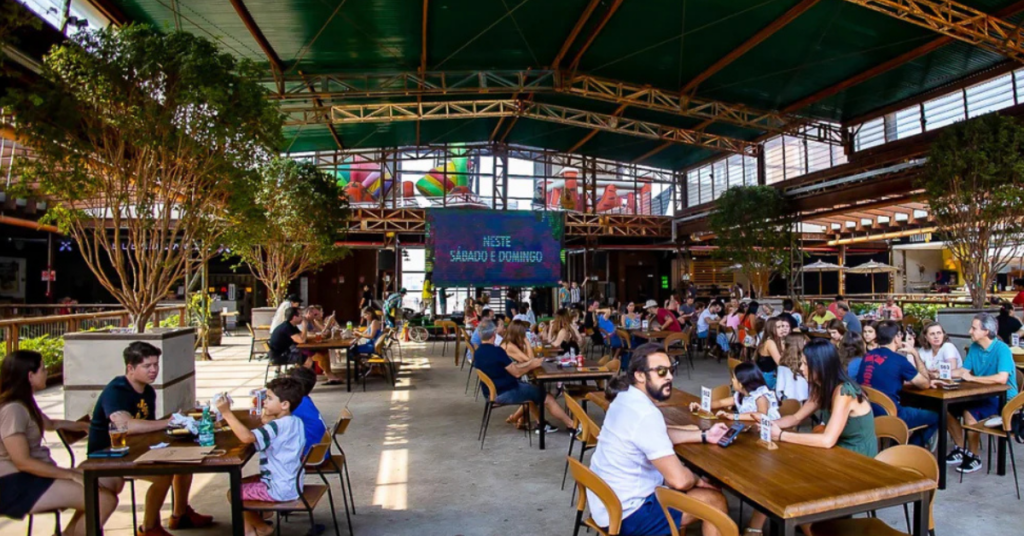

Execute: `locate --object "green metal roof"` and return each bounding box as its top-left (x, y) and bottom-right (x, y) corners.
top-left (110, 0), bottom-right (1024, 166)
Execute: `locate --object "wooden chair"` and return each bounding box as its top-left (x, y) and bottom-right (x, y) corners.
top-left (464, 337), bottom-right (479, 395)
top-left (862, 385), bottom-right (928, 438)
top-left (244, 436), bottom-right (340, 536)
top-left (711, 383), bottom-right (732, 403)
top-left (459, 327), bottom-right (474, 371)
top-left (436, 320), bottom-right (458, 362)
top-left (586, 391), bottom-right (611, 412)
top-left (475, 369), bottom-right (532, 449)
top-left (959, 391), bottom-right (1023, 499)
top-left (614, 328), bottom-right (633, 355)
top-left (807, 445), bottom-right (937, 536)
top-left (562, 395), bottom-right (602, 494)
top-left (654, 487), bottom-right (739, 536)
top-left (362, 332), bottom-right (395, 391)
top-left (567, 457), bottom-right (622, 536)
top-left (262, 341), bottom-right (285, 384)
top-left (875, 415), bottom-right (909, 451)
top-left (727, 356), bottom-right (742, 374)
top-left (305, 408), bottom-right (356, 533)
top-left (778, 398), bottom-right (802, 418)
top-left (663, 332), bottom-right (691, 379)
top-left (248, 324), bottom-right (269, 362)
top-left (383, 327), bottom-right (403, 366)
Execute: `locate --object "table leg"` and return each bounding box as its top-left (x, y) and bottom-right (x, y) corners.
top-left (782, 519), bottom-right (797, 536)
top-left (997, 391), bottom-right (1008, 477)
top-left (938, 399), bottom-right (948, 490)
top-left (230, 467), bottom-right (244, 536)
top-left (538, 383), bottom-right (547, 450)
top-left (912, 495), bottom-right (928, 536)
top-left (346, 354), bottom-right (352, 393)
top-left (84, 470), bottom-right (101, 536)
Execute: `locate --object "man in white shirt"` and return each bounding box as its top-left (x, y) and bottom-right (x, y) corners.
top-left (511, 301), bottom-right (537, 327)
top-left (270, 293), bottom-right (302, 331)
top-left (588, 343), bottom-right (728, 535)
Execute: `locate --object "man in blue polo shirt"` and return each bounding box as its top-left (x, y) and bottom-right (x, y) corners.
top-left (946, 313), bottom-right (1020, 474)
top-left (856, 320), bottom-right (937, 447)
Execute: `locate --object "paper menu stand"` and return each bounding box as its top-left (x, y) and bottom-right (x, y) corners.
top-left (694, 387), bottom-right (716, 419)
top-left (938, 362), bottom-right (952, 381)
top-left (758, 414), bottom-right (778, 450)
top-left (1012, 333), bottom-right (1020, 347)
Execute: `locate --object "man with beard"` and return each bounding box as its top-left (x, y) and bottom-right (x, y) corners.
top-left (588, 343), bottom-right (729, 536)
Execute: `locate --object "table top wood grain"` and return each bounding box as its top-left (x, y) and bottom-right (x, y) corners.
top-left (901, 381), bottom-right (1009, 401)
top-left (80, 410), bottom-right (261, 473)
top-left (530, 359), bottom-right (615, 382)
top-left (298, 337), bottom-right (357, 350)
top-left (590, 390), bottom-right (934, 520)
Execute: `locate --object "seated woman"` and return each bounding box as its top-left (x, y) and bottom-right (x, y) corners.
top-left (0, 350), bottom-right (122, 536)
top-left (620, 301), bottom-right (642, 330)
top-left (755, 317), bottom-right (789, 390)
top-left (501, 320), bottom-right (537, 429)
top-left (825, 318), bottom-right (847, 347)
top-left (840, 330), bottom-right (868, 379)
top-left (861, 320), bottom-right (878, 352)
top-left (776, 334), bottom-right (809, 402)
top-left (916, 321), bottom-right (962, 373)
top-left (770, 339), bottom-right (877, 458)
top-left (548, 310), bottom-right (583, 354)
top-left (348, 307), bottom-right (383, 366)
top-left (303, 306), bottom-right (344, 385)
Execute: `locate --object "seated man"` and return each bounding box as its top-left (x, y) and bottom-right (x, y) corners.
top-left (697, 301), bottom-right (729, 355)
top-left (837, 302), bottom-right (862, 334)
top-left (288, 366), bottom-right (328, 456)
top-left (589, 343), bottom-right (729, 535)
top-left (268, 307), bottom-right (311, 369)
top-left (472, 319), bottom-right (573, 433)
top-left (301, 306), bottom-right (344, 384)
top-left (584, 300), bottom-right (605, 348)
top-left (678, 297), bottom-right (696, 326)
top-left (855, 320), bottom-right (938, 447)
top-left (876, 297), bottom-right (903, 320)
top-left (512, 301), bottom-right (536, 327)
top-left (776, 298), bottom-right (800, 330)
top-left (644, 300), bottom-right (682, 332)
top-left (270, 293), bottom-right (302, 331)
top-left (87, 342), bottom-right (213, 536)
top-left (946, 313), bottom-right (1020, 474)
top-left (808, 301), bottom-right (836, 328)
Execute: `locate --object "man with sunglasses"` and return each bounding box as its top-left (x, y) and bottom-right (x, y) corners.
top-left (588, 343), bottom-right (729, 536)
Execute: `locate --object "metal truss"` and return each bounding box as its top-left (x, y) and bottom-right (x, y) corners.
top-left (293, 99), bottom-right (759, 155)
top-left (344, 208), bottom-right (673, 238)
top-left (270, 70), bottom-right (845, 145)
top-left (844, 0), bottom-right (1024, 62)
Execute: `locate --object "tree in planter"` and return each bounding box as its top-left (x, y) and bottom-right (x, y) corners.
top-left (920, 114), bottom-right (1024, 308)
top-left (708, 185), bottom-right (794, 298)
top-left (225, 157), bottom-right (350, 308)
top-left (4, 25), bottom-right (282, 331)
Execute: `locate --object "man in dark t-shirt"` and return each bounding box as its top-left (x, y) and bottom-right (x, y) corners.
top-left (855, 320), bottom-right (937, 447)
top-left (268, 306), bottom-right (309, 367)
top-left (88, 342), bottom-right (213, 534)
top-left (472, 320), bottom-right (574, 433)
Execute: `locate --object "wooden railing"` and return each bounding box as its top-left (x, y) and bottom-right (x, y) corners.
top-left (0, 304), bottom-right (126, 319)
top-left (0, 306), bottom-right (186, 354)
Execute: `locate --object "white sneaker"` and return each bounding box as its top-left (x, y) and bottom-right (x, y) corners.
top-left (535, 423), bottom-right (558, 434)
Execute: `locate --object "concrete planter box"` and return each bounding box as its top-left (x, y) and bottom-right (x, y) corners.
top-left (252, 307), bottom-right (276, 329)
top-left (63, 328), bottom-right (196, 419)
top-left (935, 308), bottom-right (998, 362)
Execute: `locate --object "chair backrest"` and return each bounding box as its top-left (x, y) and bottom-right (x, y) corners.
top-left (654, 487), bottom-right (739, 536)
top-left (727, 357), bottom-right (742, 373)
top-left (332, 407), bottom-right (354, 437)
top-left (615, 328), bottom-right (632, 350)
top-left (874, 415), bottom-right (909, 447)
top-left (663, 332), bottom-right (685, 350)
top-left (1017, 369), bottom-right (1024, 388)
top-left (999, 391), bottom-right (1024, 432)
top-left (475, 369), bottom-right (498, 402)
top-left (711, 383), bottom-right (731, 402)
top-left (861, 385), bottom-right (897, 417)
top-left (247, 323), bottom-right (256, 337)
top-left (875, 445), bottom-right (938, 530)
top-left (56, 414), bottom-right (90, 466)
top-left (778, 398), bottom-right (802, 418)
top-left (305, 432), bottom-right (333, 468)
top-left (586, 391), bottom-right (611, 412)
top-left (606, 358), bottom-right (621, 373)
top-left (373, 331), bottom-right (389, 355)
top-left (565, 395), bottom-right (601, 446)
top-left (567, 457), bottom-right (622, 536)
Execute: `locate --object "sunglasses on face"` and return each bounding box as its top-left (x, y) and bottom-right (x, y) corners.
top-left (644, 365), bottom-right (672, 378)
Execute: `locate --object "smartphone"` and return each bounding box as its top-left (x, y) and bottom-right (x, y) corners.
top-left (717, 423), bottom-right (747, 448)
top-left (88, 448), bottom-right (129, 458)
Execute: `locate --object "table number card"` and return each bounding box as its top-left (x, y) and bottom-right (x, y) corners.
top-left (1012, 333), bottom-right (1020, 347)
top-left (701, 387), bottom-right (712, 413)
top-left (938, 362), bottom-right (952, 381)
top-left (758, 414), bottom-right (778, 450)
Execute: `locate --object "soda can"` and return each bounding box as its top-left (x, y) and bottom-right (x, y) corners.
top-left (250, 389), bottom-right (267, 416)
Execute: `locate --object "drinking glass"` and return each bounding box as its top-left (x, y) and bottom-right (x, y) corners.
top-left (109, 421), bottom-right (129, 452)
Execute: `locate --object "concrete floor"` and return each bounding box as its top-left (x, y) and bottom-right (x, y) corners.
top-left (2, 335), bottom-right (1021, 535)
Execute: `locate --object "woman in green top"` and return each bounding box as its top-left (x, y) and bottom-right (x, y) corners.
top-left (770, 338), bottom-right (877, 457)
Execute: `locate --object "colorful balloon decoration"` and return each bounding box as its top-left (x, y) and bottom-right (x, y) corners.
top-left (335, 155), bottom-right (396, 203)
top-left (414, 157), bottom-right (473, 197)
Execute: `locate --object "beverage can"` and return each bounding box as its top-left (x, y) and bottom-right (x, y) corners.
top-left (250, 388), bottom-right (267, 416)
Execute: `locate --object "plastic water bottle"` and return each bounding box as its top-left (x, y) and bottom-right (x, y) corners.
top-left (198, 406), bottom-right (215, 447)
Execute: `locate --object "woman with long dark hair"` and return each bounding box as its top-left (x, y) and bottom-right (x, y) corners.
top-left (0, 351), bottom-right (122, 535)
top-left (770, 339), bottom-right (877, 457)
top-left (754, 317), bottom-right (788, 390)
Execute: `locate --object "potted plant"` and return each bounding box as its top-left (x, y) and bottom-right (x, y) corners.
top-left (5, 25), bottom-right (282, 415)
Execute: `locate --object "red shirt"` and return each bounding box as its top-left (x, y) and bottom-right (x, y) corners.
top-left (655, 309), bottom-right (682, 332)
top-left (1013, 291), bottom-right (1024, 307)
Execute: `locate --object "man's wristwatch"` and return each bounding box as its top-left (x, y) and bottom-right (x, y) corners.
top-left (701, 430), bottom-right (707, 444)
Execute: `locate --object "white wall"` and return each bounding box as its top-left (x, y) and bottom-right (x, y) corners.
top-left (894, 248), bottom-right (944, 292)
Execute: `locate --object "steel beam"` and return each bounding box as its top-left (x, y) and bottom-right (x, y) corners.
top-left (843, 0), bottom-right (1024, 62)
top-left (272, 70), bottom-right (843, 145)
top-left (308, 100), bottom-right (759, 155)
top-left (568, 0), bottom-right (624, 71)
top-left (229, 0), bottom-right (285, 92)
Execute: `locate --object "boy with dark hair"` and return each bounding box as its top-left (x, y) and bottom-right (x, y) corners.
top-left (218, 377), bottom-right (307, 536)
top-left (88, 342), bottom-right (213, 535)
top-left (288, 366), bottom-right (327, 456)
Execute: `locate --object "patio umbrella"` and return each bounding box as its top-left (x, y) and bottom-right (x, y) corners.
top-left (800, 261), bottom-right (845, 295)
top-left (845, 260), bottom-right (900, 295)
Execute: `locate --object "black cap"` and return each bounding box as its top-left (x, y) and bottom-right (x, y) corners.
top-left (287, 293), bottom-right (302, 304)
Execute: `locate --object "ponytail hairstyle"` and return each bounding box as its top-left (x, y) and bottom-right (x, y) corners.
top-left (605, 342), bottom-right (663, 402)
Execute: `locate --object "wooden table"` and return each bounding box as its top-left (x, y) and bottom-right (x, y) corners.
top-left (593, 390), bottom-right (934, 536)
top-left (529, 359), bottom-right (614, 450)
top-left (901, 381), bottom-right (1010, 489)
top-left (299, 337), bottom-right (358, 391)
top-left (623, 328), bottom-right (677, 342)
top-left (81, 410), bottom-right (261, 536)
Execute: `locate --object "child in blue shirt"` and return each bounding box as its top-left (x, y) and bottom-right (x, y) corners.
top-left (288, 366), bottom-right (328, 456)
